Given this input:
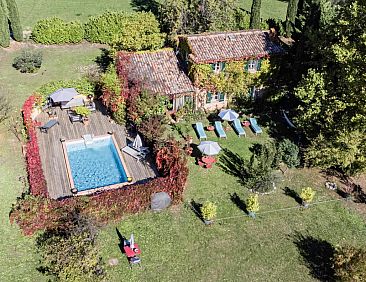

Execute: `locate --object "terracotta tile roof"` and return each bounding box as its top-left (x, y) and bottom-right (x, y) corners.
top-left (182, 30), bottom-right (284, 63)
top-left (125, 49), bottom-right (195, 96)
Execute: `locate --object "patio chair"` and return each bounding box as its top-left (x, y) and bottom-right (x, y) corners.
top-left (249, 118), bottom-right (263, 135)
top-left (232, 118), bottom-right (246, 137)
top-left (214, 121), bottom-right (227, 139)
top-left (194, 122), bottom-right (207, 140)
top-left (68, 111), bottom-right (83, 123)
top-left (122, 146), bottom-right (145, 161)
top-left (39, 119), bottom-right (59, 133)
top-left (85, 101), bottom-right (96, 112)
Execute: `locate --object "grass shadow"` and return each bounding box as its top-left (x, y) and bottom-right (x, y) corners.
top-left (230, 192), bottom-right (248, 215)
top-left (116, 227), bottom-right (127, 254)
top-left (283, 187), bottom-right (302, 205)
top-left (293, 232), bottom-right (335, 281)
top-left (217, 148), bottom-right (248, 186)
top-left (130, 0), bottom-right (160, 14)
top-left (95, 48), bottom-right (113, 72)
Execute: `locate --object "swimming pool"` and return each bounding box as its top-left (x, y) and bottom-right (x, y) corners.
top-left (63, 135), bottom-right (129, 192)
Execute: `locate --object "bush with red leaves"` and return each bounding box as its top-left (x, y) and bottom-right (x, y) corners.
top-left (22, 95), bottom-right (48, 197)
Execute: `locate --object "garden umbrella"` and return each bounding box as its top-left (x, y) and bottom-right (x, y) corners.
top-left (198, 141), bottom-right (221, 156)
top-left (218, 109), bottom-right (239, 121)
top-left (63, 97), bottom-right (84, 108)
top-left (50, 88), bottom-right (79, 103)
top-left (132, 134), bottom-right (142, 150)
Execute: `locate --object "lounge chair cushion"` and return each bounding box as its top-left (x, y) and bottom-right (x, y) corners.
top-left (195, 122), bottom-right (207, 140)
top-left (214, 121), bottom-right (227, 138)
top-left (232, 119), bottom-right (246, 136)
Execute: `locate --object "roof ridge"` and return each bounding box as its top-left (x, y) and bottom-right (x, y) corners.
top-left (183, 29), bottom-right (267, 39)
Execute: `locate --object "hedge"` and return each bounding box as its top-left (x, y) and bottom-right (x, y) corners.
top-left (32, 17), bottom-right (84, 44)
top-left (0, 1), bottom-right (10, 47)
top-left (22, 95), bottom-right (48, 197)
top-left (5, 0), bottom-right (23, 41)
top-left (84, 11), bottom-right (165, 51)
top-left (35, 78), bottom-right (94, 102)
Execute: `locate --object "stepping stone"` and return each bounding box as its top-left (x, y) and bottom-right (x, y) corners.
top-left (108, 258), bottom-right (119, 266)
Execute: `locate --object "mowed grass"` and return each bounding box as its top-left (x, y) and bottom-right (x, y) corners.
top-left (0, 45), bottom-right (104, 281)
top-left (99, 128), bottom-right (366, 281)
top-left (0, 44), bottom-right (102, 107)
top-left (16, 0), bottom-right (287, 28)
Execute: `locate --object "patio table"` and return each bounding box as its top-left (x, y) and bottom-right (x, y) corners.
top-left (202, 156), bottom-right (216, 165)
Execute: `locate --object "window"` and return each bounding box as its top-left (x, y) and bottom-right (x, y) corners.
top-left (248, 60), bottom-right (257, 71)
top-left (218, 92), bottom-right (225, 102)
top-left (206, 92), bottom-right (225, 104)
top-left (213, 62), bottom-right (221, 73)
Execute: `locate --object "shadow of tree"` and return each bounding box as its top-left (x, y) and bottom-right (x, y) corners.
top-left (130, 0), bottom-right (160, 14)
top-left (95, 48), bottom-right (113, 72)
top-left (230, 192), bottom-right (248, 214)
top-left (283, 187), bottom-right (302, 205)
top-left (190, 199), bottom-right (204, 222)
top-left (293, 232), bottom-right (335, 281)
top-left (217, 148), bottom-right (249, 186)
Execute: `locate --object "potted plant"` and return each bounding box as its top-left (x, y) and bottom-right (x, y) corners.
top-left (246, 194), bottom-right (259, 218)
top-left (300, 187), bottom-right (316, 208)
top-left (74, 106), bottom-right (91, 124)
top-left (201, 201), bottom-right (217, 225)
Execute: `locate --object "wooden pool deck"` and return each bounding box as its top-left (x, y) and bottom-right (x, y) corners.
top-left (35, 103), bottom-right (158, 199)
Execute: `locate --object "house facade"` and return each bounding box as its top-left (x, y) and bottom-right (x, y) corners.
top-left (178, 29), bottom-right (284, 110)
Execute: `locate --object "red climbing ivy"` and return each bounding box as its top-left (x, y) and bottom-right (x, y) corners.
top-left (22, 95), bottom-right (48, 197)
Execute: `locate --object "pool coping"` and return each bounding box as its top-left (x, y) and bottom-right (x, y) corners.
top-left (61, 133), bottom-right (133, 196)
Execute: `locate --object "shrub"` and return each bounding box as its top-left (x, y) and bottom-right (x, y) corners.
top-left (300, 187), bottom-right (315, 203)
top-left (13, 49), bottom-right (42, 73)
top-left (112, 102), bottom-right (126, 125)
top-left (36, 78), bottom-right (94, 102)
top-left (84, 11), bottom-right (165, 51)
top-left (201, 201), bottom-right (217, 221)
top-left (74, 106), bottom-right (91, 117)
top-left (138, 115), bottom-right (167, 145)
top-left (22, 95), bottom-right (48, 197)
top-left (276, 139), bottom-right (300, 169)
top-left (32, 17), bottom-right (84, 44)
top-left (36, 211), bottom-right (105, 281)
top-left (246, 194), bottom-right (259, 213)
top-left (333, 245), bottom-right (366, 281)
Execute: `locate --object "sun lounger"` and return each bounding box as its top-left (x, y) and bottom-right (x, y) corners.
top-left (85, 102), bottom-right (96, 112)
top-left (39, 119), bottom-right (59, 133)
top-left (249, 117), bottom-right (262, 135)
top-left (232, 119), bottom-right (246, 137)
top-left (122, 146), bottom-right (145, 161)
top-left (194, 122), bottom-right (207, 140)
top-left (214, 121), bottom-right (227, 139)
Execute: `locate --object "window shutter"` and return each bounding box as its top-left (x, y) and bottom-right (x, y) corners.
top-left (210, 63), bottom-right (215, 71)
top-left (206, 92), bottom-right (212, 103)
top-left (244, 61), bottom-right (249, 72)
top-left (221, 62), bottom-right (226, 71)
top-left (219, 92), bottom-right (225, 102)
top-left (256, 59), bottom-right (262, 71)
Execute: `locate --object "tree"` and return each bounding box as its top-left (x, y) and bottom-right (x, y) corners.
top-left (36, 211), bottom-right (105, 281)
top-left (285, 0), bottom-right (300, 37)
top-left (292, 0), bottom-right (366, 176)
top-left (333, 245), bottom-right (366, 281)
top-left (249, 0), bottom-right (261, 29)
top-left (4, 0), bottom-right (22, 41)
top-left (159, 0), bottom-right (241, 36)
top-left (0, 89), bottom-right (10, 123)
top-left (0, 0), bottom-right (10, 47)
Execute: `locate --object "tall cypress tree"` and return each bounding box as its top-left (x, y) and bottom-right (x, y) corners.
top-left (285, 0), bottom-right (300, 37)
top-left (5, 0), bottom-right (22, 41)
top-left (250, 0), bottom-right (262, 29)
top-left (0, 0), bottom-right (10, 47)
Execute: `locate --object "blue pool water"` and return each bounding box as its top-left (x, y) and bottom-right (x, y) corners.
top-left (66, 136), bottom-right (128, 191)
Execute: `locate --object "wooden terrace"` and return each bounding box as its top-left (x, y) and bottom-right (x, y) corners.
top-left (35, 103), bottom-right (158, 199)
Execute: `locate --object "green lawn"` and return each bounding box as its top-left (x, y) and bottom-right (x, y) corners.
top-left (98, 128), bottom-right (366, 281)
top-left (16, 0), bottom-right (287, 28)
